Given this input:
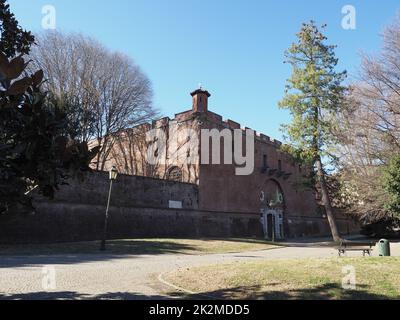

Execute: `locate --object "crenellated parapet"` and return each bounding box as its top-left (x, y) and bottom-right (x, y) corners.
top-left (152, 117), bottom-right (170, 129)
top-left (225, 119), bottom-right (241, 130)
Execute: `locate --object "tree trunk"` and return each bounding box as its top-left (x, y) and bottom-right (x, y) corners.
top-left (315, 157), bottom-right (341, 242)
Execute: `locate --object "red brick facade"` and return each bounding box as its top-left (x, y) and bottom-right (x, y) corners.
top-left (93, 89), bottom-right (358, 238)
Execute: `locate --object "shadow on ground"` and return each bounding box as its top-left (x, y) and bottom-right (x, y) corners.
top-left (0, 240), bottom-right (199, 268)
top-left (1, 283), bottom-right (393, 300)
top-left (0, 291), bottom-right (167, 300)
top-left (169, 283), bottom-right (395, 300)
top-left (0, 239), bottom-right (197, 256)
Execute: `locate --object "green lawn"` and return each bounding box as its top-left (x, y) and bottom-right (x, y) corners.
top-left (165, 257), bottom-right (400, 300)
top-left (0, 238), bottom-right (277, 256)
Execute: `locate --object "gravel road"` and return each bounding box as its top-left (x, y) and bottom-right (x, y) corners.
top-left (0, 243), bottom-right (398, 300)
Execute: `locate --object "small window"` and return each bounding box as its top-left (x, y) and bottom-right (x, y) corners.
top-left (299, 165), bottom-right (302, 173)
top-left (278, 160), bottom-right (282, 171)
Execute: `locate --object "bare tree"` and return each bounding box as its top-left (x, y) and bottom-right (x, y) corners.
top-left (28, 31), bottom-right (157, 170)
top-left (112, 124), bottom-right (156, 176)
top-left (334, 13), bottom-right (400, 222)
top-left (110, 115), bottom-right (200, 185)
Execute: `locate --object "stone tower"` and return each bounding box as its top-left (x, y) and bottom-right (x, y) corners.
top-left (191, 87), bottom-right (211, 112)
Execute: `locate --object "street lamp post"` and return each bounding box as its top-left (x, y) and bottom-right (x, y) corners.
top-left (271, 215), bottom-right (276, 243)
top-left (100, 166), bottom-right (118, 251)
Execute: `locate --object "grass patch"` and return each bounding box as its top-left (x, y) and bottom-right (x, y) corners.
top-left (165, 257), bottom-right (400, 300)
top-left (0, 238), bottom-right (277, 256)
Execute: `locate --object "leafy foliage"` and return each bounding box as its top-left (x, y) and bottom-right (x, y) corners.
top-left (0, 0), bottom-right (34, 58)
top-left (383, 154), bottom-right (400, 219)
top-left (0, 1), bottom-right (99, 213)
top-left (361, 219), bottom-right (399, 238)
top-left (279, 22), bottom-right (347, 163)
top-left (0, 52), bottom-right (99, 213)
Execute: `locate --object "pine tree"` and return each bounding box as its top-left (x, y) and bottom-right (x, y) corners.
top-left (279, 22), bottom-right (347, 242)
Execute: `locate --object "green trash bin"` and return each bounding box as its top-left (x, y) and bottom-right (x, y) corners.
top-left (378, 239), bottom-right (391, 256)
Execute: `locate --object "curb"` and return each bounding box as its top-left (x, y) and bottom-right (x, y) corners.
top-left (157, 272), bottom-right (216, 300)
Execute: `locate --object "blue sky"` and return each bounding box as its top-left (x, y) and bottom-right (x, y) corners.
top-left (8, 0), bottom-right (400, 140)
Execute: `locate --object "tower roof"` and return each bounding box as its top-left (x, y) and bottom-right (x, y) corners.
top-left (190, 88), bottom-right (211, 97)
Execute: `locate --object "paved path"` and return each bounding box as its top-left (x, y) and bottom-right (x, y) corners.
top-left (0, 243), bottom-right (399, 300)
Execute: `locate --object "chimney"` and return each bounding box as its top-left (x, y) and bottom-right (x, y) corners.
top-left (191, 87), bottom-right (211, 112)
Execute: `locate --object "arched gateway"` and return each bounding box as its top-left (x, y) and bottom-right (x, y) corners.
top-left (260, 179), bottom-right (285, 240)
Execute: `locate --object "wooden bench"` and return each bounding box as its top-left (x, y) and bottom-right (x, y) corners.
top-left (337, 241), bottom-right (375, 257)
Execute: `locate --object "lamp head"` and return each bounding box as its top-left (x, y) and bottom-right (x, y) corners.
top-left (109, 166), bottom-right (118, 181)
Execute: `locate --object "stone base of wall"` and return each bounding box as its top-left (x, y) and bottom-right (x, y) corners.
top-left (0, 201), bottom-right (360, 244)
top-left (0, 201), bottom-right (264, 244)
top-left (287, 216), bottom-right (360, 239)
